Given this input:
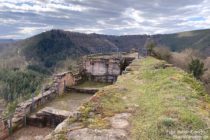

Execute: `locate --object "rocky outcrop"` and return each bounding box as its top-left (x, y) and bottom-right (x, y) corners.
top-left (45, 112), bottom-right (132, 140)
top-left (67, 128), bottom-right (128, 140)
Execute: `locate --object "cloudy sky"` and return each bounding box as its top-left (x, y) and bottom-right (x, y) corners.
top-left (1, 0), bottom-right (210, 39)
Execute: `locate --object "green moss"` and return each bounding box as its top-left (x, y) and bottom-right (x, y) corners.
top-left (88, 116), bottom-right (110, 129)
top-left (55, 134), bottom-right (67, 140)
top-left (99, 91), bottom-right (126, 116)
top-left (80, 102), bottom-right (94, 119)
top-left (78, 88), bottom-right (126, 128)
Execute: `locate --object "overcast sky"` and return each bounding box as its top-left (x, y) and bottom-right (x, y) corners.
top-left (0, 0), bottom-right (210, 39)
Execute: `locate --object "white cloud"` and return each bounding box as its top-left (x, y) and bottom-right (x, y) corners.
top-left (0, 2), bottom-right (55, 12)
top-left (48, 3), bottom-right (89, 12)
top-left (1, 0), bottom-right (210, 38)
top-left (18, 26), bottom-right (53, 37)
top-left (0, 1), bottom-right (91, 13)
top-left (123, 8), bottom-right (145, 23)
top-left (67, 27), bottom-right (103, 34)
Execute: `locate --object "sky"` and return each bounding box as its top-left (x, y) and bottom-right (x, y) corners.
top-left (0, 0), bottom-right (210, 39)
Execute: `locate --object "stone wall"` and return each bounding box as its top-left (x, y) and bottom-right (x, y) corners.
top-left (83, 55), bottom-right (136, 83)
top-left (0, 71), bottom-right (78, 140)
top-left (83, 58), bottom-right (121, 83)
top-left (54, 72), bottom-right (76, 95)
top-left (27, 107), bottom-right (72, 128)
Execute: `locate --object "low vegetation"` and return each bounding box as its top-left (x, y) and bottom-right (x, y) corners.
top-left (0, 68), bottom-right (46, 117)
top-left (128, 58), bottom-right (209, 139)
top-left (151, 43), bottom-right (210, 95)
top-left (53, 57), bottom-right (210, 139)
top-left (0, 69), bottom-right (44, 102)
top-left (189, 59), bottom-right (205, 79)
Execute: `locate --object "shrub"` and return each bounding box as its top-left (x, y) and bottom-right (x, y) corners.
top-left (188, 59), bottom-right (205, 79)
top-left (145, 40), bottom-right (156, 56)
top-left (204, 57), bottom-right (210, 69)
top-left (169, 48), bottom-right (202, 70)
top-left (201, 58), bottom-right (210, 94)
top-left (153, 46), bottom-right (171, 61)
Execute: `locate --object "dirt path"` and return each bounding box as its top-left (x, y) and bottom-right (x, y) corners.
top-left (5, 126), bottom-right (53, 140)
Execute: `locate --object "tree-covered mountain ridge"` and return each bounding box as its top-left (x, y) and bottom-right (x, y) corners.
top-left (1, 28), bottom-right (210, 69)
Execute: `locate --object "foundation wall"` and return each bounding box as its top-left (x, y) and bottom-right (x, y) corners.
top-left (0, 71), bottom-right (77, 140)
top-left (84, 58), bottom-right (121, 83)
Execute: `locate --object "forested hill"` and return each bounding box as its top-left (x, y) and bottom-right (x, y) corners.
top-left (2, 28), bottom-right (210, 70)
top-left (21, 30), bottom-right (149, 68)
top-left (0, 39), bottom-right (15, 44)
top-left (21, 29), bottom-right (210, 67)
top-left (153, 29), bottom-right (210, 53)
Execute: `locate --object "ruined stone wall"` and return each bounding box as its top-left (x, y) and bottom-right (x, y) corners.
top-left (84, 59), bottom-right (121, 76)
top-left (84, 58), bottom-right (121, 83)
top-left (108, 61), bottom-right (121, 75)
top-left (54, 72), bottom-right (76, 95)
top-left (0, 71), bottom-right (78, 140)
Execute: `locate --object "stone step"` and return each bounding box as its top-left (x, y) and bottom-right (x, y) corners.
top-left (27, 107), bottom-right (72, 128)
top-left (66, 87), bottom-right (99, 94)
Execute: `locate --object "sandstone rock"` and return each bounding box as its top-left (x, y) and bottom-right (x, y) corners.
top-left (36, 107), bottom-right (71, 118)
top-left (110, 118), bottom-right (129, 129)
top-left (44, 134), bottom-right (53, 140)
top-left (35, 136), bottom-right (44, 140)
top-left (88, 112), bottom-right (95, 118)
top-left (110, 113), bottom-right (131, 129)
top-left (68, 128), bottom-right (128, 140)
top-left (54, 119), bottom-right (69, 133)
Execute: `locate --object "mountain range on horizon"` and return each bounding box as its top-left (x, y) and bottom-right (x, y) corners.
top-left (1, 28), bottom-right (210, 50)
top-left (1, 28), bottom-right (210, 70)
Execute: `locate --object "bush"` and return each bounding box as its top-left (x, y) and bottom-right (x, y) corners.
top-left (169, 48), bottom-right (201, 70)
top-left (188, 59), bottom-right (205, 79)
top-left (145, 39), bottom-right (156, 56)
top-left (201, 58), bottom-right (210, 94)
top-left (153, 46), bottom-right (171, 61)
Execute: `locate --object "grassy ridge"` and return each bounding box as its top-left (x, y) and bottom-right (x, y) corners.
top-left (74, 57), bottom-right (210, 140)
top-left (121, 58), bottom-right (210, 139)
